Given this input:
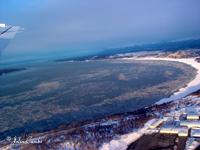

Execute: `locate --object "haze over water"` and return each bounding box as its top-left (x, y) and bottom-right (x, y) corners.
top-left (1, 0), bottom-right (200, 61)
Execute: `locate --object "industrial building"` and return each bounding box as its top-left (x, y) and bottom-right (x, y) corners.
top-left (180, 121), bottom-right (200, 128)
top-left (153, 106), bottom-right (200, 138)
top-left (191, 128), bottom-right (200, 137)
top-left (160, 126), bottom-right (188, 137)
top-left (186, 107), bottom-right (199, 120)
top-left (149, 119), bottom-right (163, 129)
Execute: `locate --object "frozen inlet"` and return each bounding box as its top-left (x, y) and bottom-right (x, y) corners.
top-left (0, 24), bottom-right (6, 28)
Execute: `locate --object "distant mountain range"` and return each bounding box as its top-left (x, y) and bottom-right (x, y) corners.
top-left (56, 39), bottom-right (200, 62)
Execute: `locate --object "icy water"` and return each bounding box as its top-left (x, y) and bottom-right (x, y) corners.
top-left (0, 60), bottom-right (196, 138)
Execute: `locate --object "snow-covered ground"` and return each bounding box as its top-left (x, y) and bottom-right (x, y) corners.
top-left (185, 138), bottom-right (200, 150)
top-left (125, 57), bottom-right (200, 104)
top-left (100, 57), bottom-right (200, 150)
top-left (99, 119), bottom-right (155, 150)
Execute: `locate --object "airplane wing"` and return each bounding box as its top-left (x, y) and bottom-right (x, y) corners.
top-left (0, 23), bottom-right (23, 55)
top-left (0, 25), bottom-right (22, 39)
top-left (0, 26), bottom-right (13, 36)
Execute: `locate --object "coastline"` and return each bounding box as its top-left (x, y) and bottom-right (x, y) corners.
top-left (1, 55), bottom-right (200, 150)
top-left (0, 68), bottom-right (26, 76)
top-left (100, 57), bottom-right (200, 150)
top-left (123, 57), bottom-right (200, 105)
top-left (100, 119), bottom-right (155, 150)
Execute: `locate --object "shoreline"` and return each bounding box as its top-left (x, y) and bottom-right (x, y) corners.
top-left (0, 68), bottom-right (26, 76)
top-left (2, 56), bottom-right (200, 149)
top-left (100, 56), bottom-right (200, 150)
top-left (123, 57), bottom-right (200, 105)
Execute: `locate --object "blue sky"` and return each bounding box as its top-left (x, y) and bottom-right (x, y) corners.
top-left (1, 0), bottom-right (200, 58)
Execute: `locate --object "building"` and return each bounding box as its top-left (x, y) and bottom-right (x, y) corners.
top-left (149, 119), bottom-right (163, 129)
top-left (180, 121), bottom-right (200, 128)
top-left (186, 107), bottom-right (199, 120)
top-left (160, 126), bottom-right (188, 137)
top-left (160, 126), bottom-right (178, 134)
top-left (191, 128), bottom-right (200, 137)
top-left (178, 127), bottom-right (188, 137)
top-left (187, 115), bottom-right (199, 120)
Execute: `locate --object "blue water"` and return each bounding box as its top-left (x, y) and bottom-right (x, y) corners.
top-left (0, 59), bottom-right (196, 139)
top-left (0, 49), bottom-right (96, 68)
